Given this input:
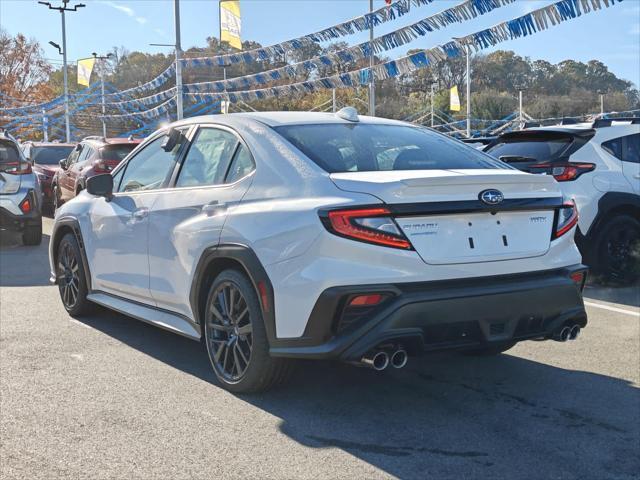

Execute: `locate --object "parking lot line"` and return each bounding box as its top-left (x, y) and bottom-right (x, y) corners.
top-left (584, 301), bottom-right (639, 317)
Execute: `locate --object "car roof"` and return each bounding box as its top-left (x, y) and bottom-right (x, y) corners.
top-left (171, 111), bottom-right (409, 128)
top-left (27, 142), bottom-right (76, 147)
top-left (82, 136), bottom-right (143, 146)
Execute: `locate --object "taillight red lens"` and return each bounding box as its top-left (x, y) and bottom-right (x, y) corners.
top-left (92, 161), bottom-right (109, 173)
top-left (326, 208), bottom-right (412, 250)
top-left (19, 197), bottom-right (32, 214)
top-left (349, 294), bottom-right (386, 307)
top-left (1, 161), bottom-right (32, 175)
top-left (554, 200), bottom-right (579, 239)
top-left (530, 162), bottom-right (595, 182)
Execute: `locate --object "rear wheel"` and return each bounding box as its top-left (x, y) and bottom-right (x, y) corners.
top-left (464, 342), bottom-right (516, 356)
top-left (56, 233), bottom-right (93, 316)
top-left (204, 269), bottom-right (293, 393)
top-left (22, 224), bottom-right (42, 246)
top-left (594, 215), bottom-right (640, 285)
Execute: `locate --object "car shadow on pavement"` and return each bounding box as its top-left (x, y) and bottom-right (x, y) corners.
top-left (0, 232), bottom-right (52, 287)
top-left (583, 282), bottom-right (640, 309)
top-left (72, 307), bottom-right (640, 480)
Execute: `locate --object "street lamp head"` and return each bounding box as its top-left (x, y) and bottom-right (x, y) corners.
top-left (48, 41), bottom-right (62, 54)
top-left (76, 3), bottom-right (86, 8)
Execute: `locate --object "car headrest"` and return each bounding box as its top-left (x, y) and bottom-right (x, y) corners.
top-left (393, 149), bottom-right (430, 170)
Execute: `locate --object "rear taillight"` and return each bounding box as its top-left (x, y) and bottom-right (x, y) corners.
top-left (1, 161), bottom-right (32, 175)
top-left (19, 196), bottom-right (32, 214)
top-left (92, 160), bottom-right (109, 173)
top-left (324, 207), bottom-right (412, 250)
top-left (553, 200), bottom-right (579, 239)
top-left (529, 162), bottom-right (595, 182)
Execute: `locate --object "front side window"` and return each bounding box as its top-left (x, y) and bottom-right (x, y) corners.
top-left (117, 136), bottom-right (183, 193)
top-left (274, 124), bottom-right (507, 173)
top-left (175, 128), bottom-right (239, 188)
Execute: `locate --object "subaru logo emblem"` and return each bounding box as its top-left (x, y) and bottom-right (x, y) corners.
top-left (479, 189), bottom-right (504, 205)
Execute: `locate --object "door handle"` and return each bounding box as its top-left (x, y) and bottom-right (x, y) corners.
top-left (132, 208), bottom-right (149, 220)
top-left (202, 201), bottom-right (226, 215)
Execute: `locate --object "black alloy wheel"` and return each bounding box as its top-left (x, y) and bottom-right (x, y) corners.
top-left (206, 280), bottom-right (254, 382)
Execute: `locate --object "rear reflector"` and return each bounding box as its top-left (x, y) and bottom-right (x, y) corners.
top-left (349, 294), bottom-right (386, 307)
top-left (257, 281), bottom-right (269, 313)
top-left (570, 271), bottom-right (586, 291)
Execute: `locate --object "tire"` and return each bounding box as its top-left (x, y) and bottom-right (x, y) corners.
top-left (203, 269), bottom-right (293, 393)
top-left (22, 224), bottom-right (42, 246)
top-left (56, 233), bottom-right (93, 316)
top-left (594, 215), bottom-right (640, 285)
top-left (53, 184), bottom-right (62, 211)
top-left (464, 342), bottom-right (516, 356)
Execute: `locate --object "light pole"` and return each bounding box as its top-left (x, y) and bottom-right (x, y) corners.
top-left (368, 0), bottom-right (375, 117)
top-left (39, 1), bottom-right (86, 143)
top-left (174, 0), bottom-right (183, 120)
top-left (465, 45), bottom-right (471, 138)
top-left (599, 91), bottom-right (605, 115)
top-left (92, 52), bottom-right (114, 137)
top-left (430, 82), bottom-right (437, 127)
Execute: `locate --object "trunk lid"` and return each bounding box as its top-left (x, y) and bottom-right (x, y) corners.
top-left (330, 169), bottom-right (561, 265)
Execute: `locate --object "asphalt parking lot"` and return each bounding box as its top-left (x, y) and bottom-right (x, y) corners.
top-left (1, 217), bottom-right (638, 480)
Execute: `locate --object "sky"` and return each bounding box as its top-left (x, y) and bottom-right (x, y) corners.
top-left (1, 0), bottom-right (639, 88)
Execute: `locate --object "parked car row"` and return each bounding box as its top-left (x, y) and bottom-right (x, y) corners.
top-left (0, 132), bottom-right (141, 246)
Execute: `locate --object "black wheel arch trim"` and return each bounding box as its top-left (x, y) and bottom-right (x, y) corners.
top-left (50, 216), bottom-right (92, 290)
top-left (586, 192), bottom-right (640, 239)
top-left (189, 243), bottom-right (280, 345)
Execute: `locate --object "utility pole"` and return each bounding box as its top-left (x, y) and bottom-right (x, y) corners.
top-left (519, 90), bottom-right (523, 122)
top-left (42, 108), bottom-right (49, 142)
top-left (39, 1), bottom-right (86, 143)
top-left (465, 45), bottom-right (471, 138)
top-left (430, 83), bottom-right (436, 127)
top-left (92, 52), bottom-right (114, 138)
top-left (332, 89), bottom-right (337, 113)
top-left (174, 0), bottom-right (183, 120)
top-left (368, 0), bottom-right (375, 117)
top-left (600, 93), bottom-right (604, 115)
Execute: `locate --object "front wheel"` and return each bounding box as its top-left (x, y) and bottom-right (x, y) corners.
top-left (204, 269), bottom-right (293, 393)
top-left (56, 233), bottom-right (93, 316)
top-left (53, 184), bottom-right (62, 211)
top-left (594, 215), bottom-right (640, 285)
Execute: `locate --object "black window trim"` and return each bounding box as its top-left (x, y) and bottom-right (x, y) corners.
top-left (601, 133), bottom-right (640, 164)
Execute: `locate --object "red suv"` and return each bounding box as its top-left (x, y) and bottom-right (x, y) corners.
top-left (21, 142), bottom-right (76, 212)
top-left (53, 136), bottom-right (142, 209)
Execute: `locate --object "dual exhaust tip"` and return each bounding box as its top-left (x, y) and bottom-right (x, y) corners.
top-left (359, 347), bottom-right (408, 371)
top-left (553, 324), bottom-right (581, 342)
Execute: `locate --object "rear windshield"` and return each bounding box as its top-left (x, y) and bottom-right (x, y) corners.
top-left (0, 140), bottom-right (21, 164)
top-left (31, 146), bottom-right (74, 164)
top-left (486, 136), bottom-right (572, 162)
top-left (100, 144), bottom-right (137, 162)
top-left (273, 124), bottom-right (507, 173)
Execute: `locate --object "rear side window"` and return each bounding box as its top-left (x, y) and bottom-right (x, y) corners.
top-left (100, 144), bottom-right (137, 162)
top-left (0, 140), bottom-right (21, 164)
top-left (226, 144), bottom-right (255, 183)
top-left (175, 128), bottom-right (238, 188)
top-left (274, 124), bottom-right (506, 173)
top-left (602, 134), bottom-right (640, 163)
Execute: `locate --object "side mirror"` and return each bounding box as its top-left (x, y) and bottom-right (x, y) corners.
top-left (59, 159), bottom-right (67, 169)
top-left (87, 173), bottom-right (113, 199)
top-left (161, 127), bottom-right (182, 152)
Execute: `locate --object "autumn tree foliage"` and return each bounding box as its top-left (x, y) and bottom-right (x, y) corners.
top-left (0, 29), bottom-right (53, 103)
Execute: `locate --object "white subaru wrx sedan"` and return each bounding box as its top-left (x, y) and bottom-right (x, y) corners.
top-left (49, 109), bottom-right (587, 392)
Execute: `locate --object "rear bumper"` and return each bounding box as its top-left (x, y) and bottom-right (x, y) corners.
top-left (0, 190), bottom-right (42, 233)
top-left (269, 266), bottom-right (588, 361)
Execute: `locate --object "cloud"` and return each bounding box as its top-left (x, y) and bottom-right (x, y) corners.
top-left (100, 1), bottom-right (148, 26)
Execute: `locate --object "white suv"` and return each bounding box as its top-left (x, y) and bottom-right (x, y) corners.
top-left (485, 119), bottom-right (639, 283)
top-left (49, 110), bottom-right (587, 392)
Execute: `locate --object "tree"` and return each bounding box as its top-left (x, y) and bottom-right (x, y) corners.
top-left (0, 29), bottom-right (52, 102)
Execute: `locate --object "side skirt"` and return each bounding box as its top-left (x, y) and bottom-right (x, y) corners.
top-left (87, 292), bottom-right (201, 341)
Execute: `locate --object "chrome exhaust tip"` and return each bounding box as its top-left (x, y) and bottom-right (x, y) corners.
top-left (390, 349), bottom-right (408, 369)
top-left (553, 326), bottom-right (571, 342)
top-left (569, 325), bottom-right (580, 340)
top-left (360, 351), bottom-right (389, 371)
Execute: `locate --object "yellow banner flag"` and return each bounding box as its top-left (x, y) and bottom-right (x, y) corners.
top-left (77, 57), bottom-right (96, 86)
top-left (450, 85), bottom-right (461, 112)
top-left (220, 0), bottom-right (242, 50)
